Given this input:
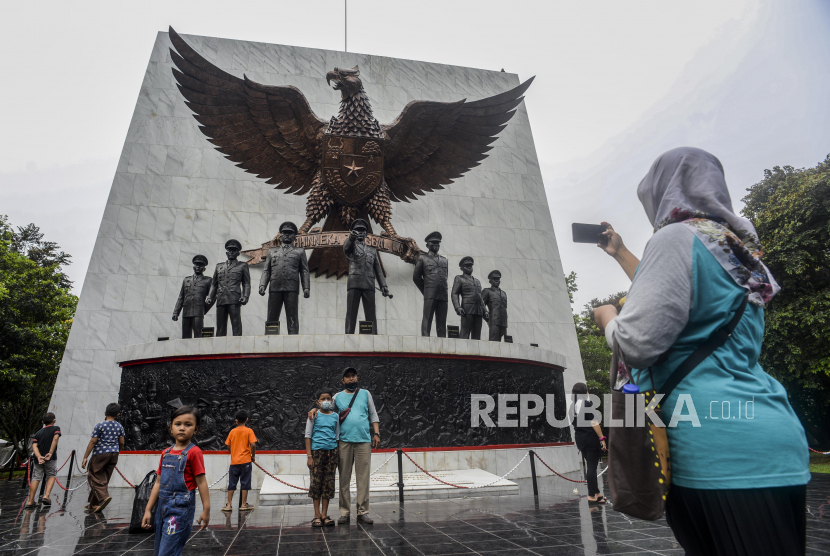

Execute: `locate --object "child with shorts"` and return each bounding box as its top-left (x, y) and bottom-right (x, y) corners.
top-left (26, 413), bottom-right (61, 509)
top-left (222, 410), bottom-right (257, 512)
top-left (142, 406), bottom-right (210, 556)
top-left (305, 388), bottom-right (340, 527)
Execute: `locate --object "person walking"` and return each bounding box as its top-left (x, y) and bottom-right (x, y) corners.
top-left (571, 383), bottom-right (607, 504)
top-left (26, 413), bottom-right (61, 509)
top-left (593, 147), bottom-right (810, 555)
top-left (81, 403), bottom-right (125, 513)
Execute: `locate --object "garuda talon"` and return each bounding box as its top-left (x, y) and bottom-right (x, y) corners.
top-left (169, 28), bottom-right (533, 276)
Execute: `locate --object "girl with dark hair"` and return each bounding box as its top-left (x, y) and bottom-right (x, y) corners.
top-left (571, 383), bottom-right (607, 503)
top-left (142, 406), bottom-right (211, 556)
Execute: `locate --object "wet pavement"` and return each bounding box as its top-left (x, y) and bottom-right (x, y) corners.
top-left (1, 472), bottom-right (829, 555)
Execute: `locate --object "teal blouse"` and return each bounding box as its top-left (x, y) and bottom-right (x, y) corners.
top-left (631, 237), bottom-right (809, 489)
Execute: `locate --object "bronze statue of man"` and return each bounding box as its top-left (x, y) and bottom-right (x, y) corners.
top-left (413, 231), bottom-right (448, 337)
top-left (206, 239), bottom-right (251, 337)
top-left (172, 254), bottom-right (213, 339)
top-left (482, 270), bottom-right (508, 342)
top-left (344, 219), bottom-right (389, 334)
top-left (451, 256), bottom-right (489, 340)
top-left (258, 221), bottom-right (310, 335)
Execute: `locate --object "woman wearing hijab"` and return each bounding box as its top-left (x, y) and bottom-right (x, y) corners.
top-left (593, 147), bottom-right (809, 555)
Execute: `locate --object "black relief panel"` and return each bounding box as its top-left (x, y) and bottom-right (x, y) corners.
top-left (118, 355), bottom-right (570, 451)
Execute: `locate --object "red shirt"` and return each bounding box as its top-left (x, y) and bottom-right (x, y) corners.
top-left (156, 445), bottom-right (205, 491)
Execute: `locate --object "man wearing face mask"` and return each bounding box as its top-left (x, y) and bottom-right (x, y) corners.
top-left (308, 367), bottom-right (380, 524)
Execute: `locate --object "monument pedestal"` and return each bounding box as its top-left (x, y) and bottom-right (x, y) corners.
top-left (112, 334), bottom-right (579, 489)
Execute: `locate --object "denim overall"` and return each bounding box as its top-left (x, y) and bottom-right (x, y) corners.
top-left (154, 443), bottom-right (197, 556)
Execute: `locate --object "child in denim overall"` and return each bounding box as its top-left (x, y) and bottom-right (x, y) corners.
top-left (142, 406), bottom-right (211, 556)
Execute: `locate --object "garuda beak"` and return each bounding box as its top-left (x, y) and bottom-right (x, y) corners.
top-left (326, 70), bottom-right (340, 89)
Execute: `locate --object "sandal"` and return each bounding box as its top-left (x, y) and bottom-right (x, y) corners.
top-left (322, 516), bottom-right (335, 526)
top-left (312, 517), bottom-right (323, 527)
top-left (220, 504), bottom-right (233, 513)
top-left (239, 504), bottom-right (254, 511)
top-left (588, 495), bottom-right (607, 504)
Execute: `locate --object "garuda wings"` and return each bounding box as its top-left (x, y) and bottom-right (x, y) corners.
top-left (169, 27), bottom-right (533, 277)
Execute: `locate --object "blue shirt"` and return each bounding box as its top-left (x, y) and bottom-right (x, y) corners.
top-left (91, 421), bottom-right (125, 456)
top-left (305, 412), bottom-right (339, 451)
top-left (629, 237), bottom-right (809, 489)
top-left (334, 390), bottom-right (378, 444)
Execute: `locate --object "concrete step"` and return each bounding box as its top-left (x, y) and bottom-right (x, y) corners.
top-left (259, 468), bottom-right (518, 505)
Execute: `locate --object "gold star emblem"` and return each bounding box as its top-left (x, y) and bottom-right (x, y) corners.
top-left (345, 160), bottom-right (363, 177)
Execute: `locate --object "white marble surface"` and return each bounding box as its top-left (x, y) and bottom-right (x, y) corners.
top-left (79, 445), bottom-right (580, 491)
top-left (51, 31), bottom-right (585, 458)
top-left (115, 334), bottom-right (566, 368)
top-left (259, 468), bottom-right (518, 505)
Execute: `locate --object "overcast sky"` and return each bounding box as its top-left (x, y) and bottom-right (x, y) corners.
top-left (1, 0), bottom-right (828, 309)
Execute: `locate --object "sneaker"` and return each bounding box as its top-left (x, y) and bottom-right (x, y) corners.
top-left (337, 515), bottom-right (350, 524)
top-left (356, 514), bottom-right (374, 524)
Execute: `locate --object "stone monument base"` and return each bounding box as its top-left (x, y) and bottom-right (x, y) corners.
top-left (110, 334), bottom-right (578, 489)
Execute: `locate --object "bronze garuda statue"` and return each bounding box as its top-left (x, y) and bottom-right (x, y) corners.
top-left (169, 28), bottom-right (533, 276)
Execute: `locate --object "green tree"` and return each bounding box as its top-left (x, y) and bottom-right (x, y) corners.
top-left (568, 272), bottom-right (626, 398)
top-left (0, 216), bottom-right (77, 454)
top-left (741, 156), bottom-right (830, 447)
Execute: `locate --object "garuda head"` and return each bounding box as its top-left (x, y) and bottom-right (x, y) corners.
top-left (326, 66), bottom-right (363, 97)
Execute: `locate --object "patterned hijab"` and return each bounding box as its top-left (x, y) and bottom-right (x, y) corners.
top-left (637, 147), bottom-right (779, 307)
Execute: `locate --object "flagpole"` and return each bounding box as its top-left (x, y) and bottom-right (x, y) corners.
top-left (345, 0), bottom-right (348, 52)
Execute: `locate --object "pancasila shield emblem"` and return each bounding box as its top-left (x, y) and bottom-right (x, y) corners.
top-left (322, 136), bottom-right (383, 206)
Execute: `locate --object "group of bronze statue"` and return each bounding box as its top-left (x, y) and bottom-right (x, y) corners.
top-left (172, 220), bottom-right (508, 341)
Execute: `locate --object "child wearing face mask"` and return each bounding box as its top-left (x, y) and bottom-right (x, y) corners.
top-left (305, 388), bottom-right (340, 527)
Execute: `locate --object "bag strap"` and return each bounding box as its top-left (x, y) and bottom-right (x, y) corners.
top-left (657, 293), bottom-right (748, 398)
top-left (347, 388), bottom-right (360, 410)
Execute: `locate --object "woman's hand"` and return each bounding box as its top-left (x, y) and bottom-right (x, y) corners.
top-left (593, 305), bottom-right (618, 333)
top-left (600, 439), bottom-right (607, 452)
top-left (197, 508), bottom-right (210, 531)
top-left (308, 408), bottom-right (318, 421)
top-left (307, 456), bottom-right (314, 469)
top-left (81, 458), bottom-right (88, 469)
top-left (598, 222), bottom-right (640, 281)
top-left (141, 510), bottom-right (153, 529)
top-left (598, 222), bottom-right (625, 258)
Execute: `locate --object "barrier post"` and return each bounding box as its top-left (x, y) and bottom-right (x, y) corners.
top-left (396, 449), bottom-right (404, 506)
top-left (7, 451), bottom-right (15, 482)
top-left (66, 450), bottom-right (75, 489)
top-left (529, 450), bottom-right (538, 498)
top-left (21, 456), bottom-right (30, 489)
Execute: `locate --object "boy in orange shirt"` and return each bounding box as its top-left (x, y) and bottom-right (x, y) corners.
top-left (222, 410), bottom-right (257, 512)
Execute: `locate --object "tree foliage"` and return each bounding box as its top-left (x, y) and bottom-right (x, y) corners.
top-left (0, 216), bottom-right (77, 453)
top-left (741, 156), bottom-right (830, 446)
top-left (568, 272), bottom-right (626, 398)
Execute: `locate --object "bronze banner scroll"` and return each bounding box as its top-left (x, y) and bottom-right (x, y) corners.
top-left (242, 231), bottom-right (422, 266)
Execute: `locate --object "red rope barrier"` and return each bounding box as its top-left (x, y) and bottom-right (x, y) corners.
top-left (54, 453), bottom-right (72, 473)
top-left (532, 453), bottom-right (586, 483)
top-left (809, 447), bottom-right (830, 455)
top-left (114, 466), bottom-right (135, 488)
top-left (401, 451), bottom-right (468, 489)
top-left (253, 461), bottom-right (308, 491)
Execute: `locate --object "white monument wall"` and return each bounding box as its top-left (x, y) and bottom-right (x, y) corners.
top-left (49, 31), bottom-right (585, 459)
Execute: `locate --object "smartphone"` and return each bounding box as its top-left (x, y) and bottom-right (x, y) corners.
top-left (572, 223), bottom-right (608, 246)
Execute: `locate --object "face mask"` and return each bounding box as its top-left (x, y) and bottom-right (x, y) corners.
top-left (320, 401), bottom-right (333, 411)
top-left (345, 381), bottom-right (358, 391)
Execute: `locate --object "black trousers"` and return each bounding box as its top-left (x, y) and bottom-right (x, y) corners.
top-left (488, 324), bottom-right (507, 342)
top-left (665, 483), bottom-right (806, 556)
top-left (345, 289), bottom-right (376, 334)
top-left (580, 447), bottom-right (601, 496)
top-left (181, 316), bottom-right (204, 339)
top-left (460, 314), bottom-right (483, 340)
top-left (267, 291), bottom-right (299, 334)
top-left (421, 298), bottom-right (448, 337)
top-left (216, 304), bottom-right (242, 337)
